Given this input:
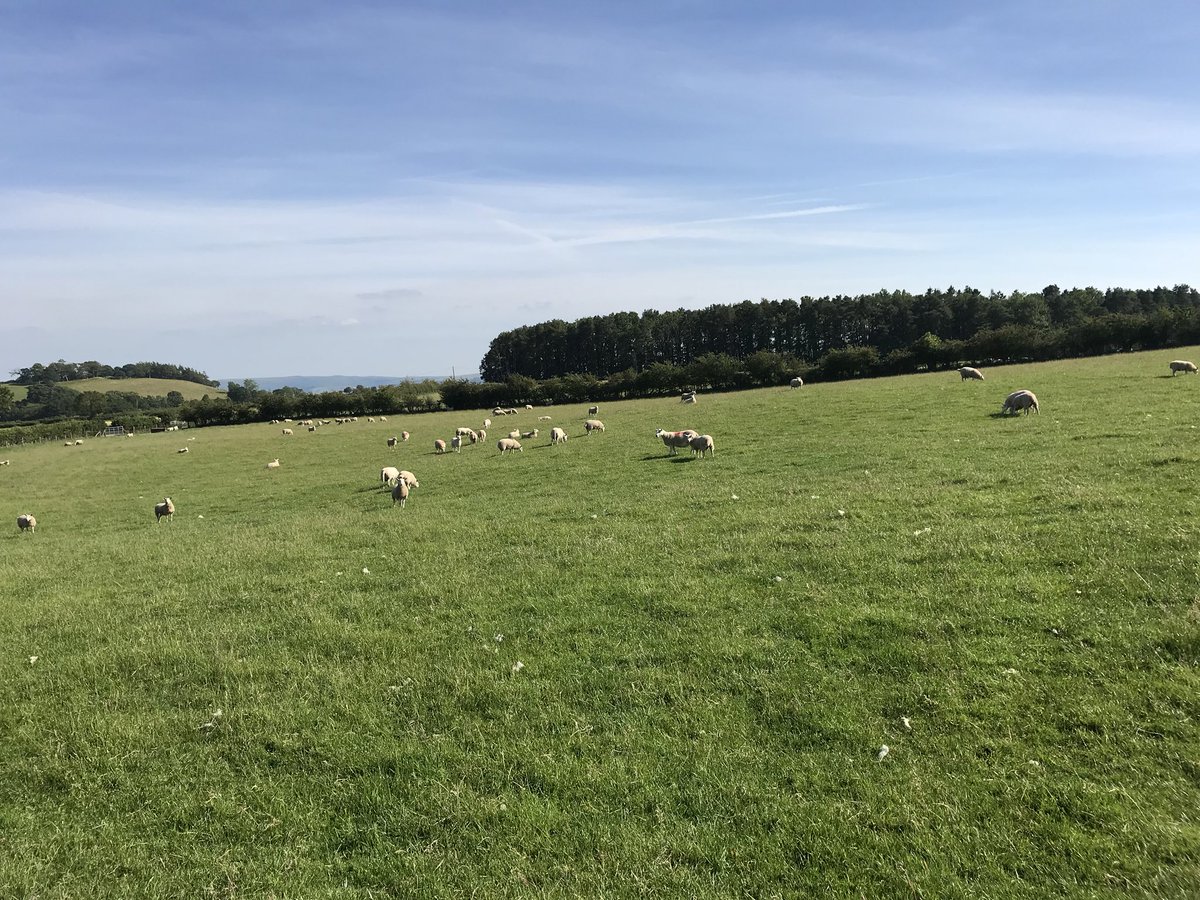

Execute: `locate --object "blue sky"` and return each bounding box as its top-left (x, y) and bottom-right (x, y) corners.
top-left (3, 0), bottom-right (1198, 379)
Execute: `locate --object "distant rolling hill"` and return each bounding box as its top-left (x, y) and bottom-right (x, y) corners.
top-left (225, 375), bottom-right (476, 392)
top-left (54, 377), bottom-right (226, 400)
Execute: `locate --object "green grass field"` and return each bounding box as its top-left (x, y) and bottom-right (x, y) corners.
top-left (2, 383), bottom-right (29, 402)
top-left (2, 349), bottom-right (1199, 898)
top-left (57, 377), bottom-right (225, 400)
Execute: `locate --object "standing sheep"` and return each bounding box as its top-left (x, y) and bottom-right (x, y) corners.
top-left (497, 438), bottom-right (523, 453)
top-left (789, 377), bottom-right (804, 388)
top-left (483, 418), bottom-right (492, 428)
top-left (1001, 390), bottom-right (1039, 415)
top-left (656, 428), bottom-right (698, 455)
top-left (507, 430), bottom-right (521, 440)
top-left (477, 429), bottom-right (486, 442)
top-left (381, 466), bottom-right (401, 486)
top-left (587, 406), bottom-right (598, 415)
top-left (402, 431), bottom-right (410, 442)
top-left (1169, 360), bottom-right (1198, 375)
top-left (281, 428), bottom-right (294, 435)
top-left (680, 391), bottom-right (697, 404)
top-left (451, 435), bottom-right (462, 452)
top-left (387, 436), bottom-right (397, 449)
top-left (689, 434), bottom-right (715, 457)
top-left (154, 497), bottom-right (175, 522)
top-left (959, 366), bottom-right (985, 381)
top-left (16, 513), bottom-right (36, 533)
top-left (391, 479), bottom-right (410, 508)
top-left (397, 470), bottom-right (419, 488)
top-left (434, 439), bottom-right (446, 454)
top-left (550, 427), bottom-right (567, 444)
top-left (584, 419), bottom-right (605, 435)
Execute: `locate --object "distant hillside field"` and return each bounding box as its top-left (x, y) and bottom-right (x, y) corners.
top-left (57, 377), bottom-right (225, 400)
top-left (2, 384), bottom-right (28, 402)
top-left (1, 346), bottom-right (1198, 896)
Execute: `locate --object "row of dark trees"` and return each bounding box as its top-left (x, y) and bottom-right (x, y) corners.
top-left (10, 359), bottom-right (219, 387)
top-left (479, 285), bottom-right (1200, 381)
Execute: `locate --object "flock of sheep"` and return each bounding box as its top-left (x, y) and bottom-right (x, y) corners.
top-left (10, 359), bottom-right (1198, 532)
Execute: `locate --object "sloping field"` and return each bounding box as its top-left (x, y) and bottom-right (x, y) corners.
top-left (2, 383), bottom-right (28, 401)
top-left (1, 349), bottom-right (1198, 897)
top-left (56, 376), bottom-right (225, 399)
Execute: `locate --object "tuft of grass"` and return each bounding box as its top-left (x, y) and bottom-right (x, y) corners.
top-left (1, 347), bottom-right (1199, 897)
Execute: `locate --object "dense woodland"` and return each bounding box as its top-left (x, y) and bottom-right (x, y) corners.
top-left (3, 284), bottom-right (1199, 443)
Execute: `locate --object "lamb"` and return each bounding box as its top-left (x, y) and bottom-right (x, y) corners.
top-left (281, 428), bottom-right (294, 435)
top-left (154, 497), bottom-right (175, 522)
top-left (16, 513), bottom-right (35, 533)
top-left (451, 435), bottom-right (462, 452)
top-left (959, 366), bottom-right (985, 381)
top-left (483, 418), bottom-right (492, 428)
top-left (497, 438), bottom-right (523, 453)
top-left (584, 419), bottom-right (605, 434)
top-left (402, 431), bottom-right (410, 441)
top-left (550, 427), bottom-right (567, 444)
top-left (434, 439), bottom-right (446, 454)
top-left (587, 406), bottom-right (598, 415)
top-left (387, 436), bottom-right (397, 449)
top-left (381, 466), bottom-right (401, 486)
top-left (266, 458), bottom-right (281, 469)
top-left (477, 429), bottom-right (487, 442)
top-left (656, 428), bottom-right (698, 455)
top-left (1169, 360), bottom-right (1198, 375)
top-left (508, 430), bottom-right (521, 439)
top-left (455, 427), bottom-right (475, 437)
top-left (1001, 390), bottom-right (1040, 415)
top-left (521, 429), bottom-right (539, 439)
top-left (177, 447), bottom-right (189, 454)
top-left (391, 479), bottom-right (410, 508)
top-left (689, 434), bottom-right (715, 457)
top-left (397, 470), bottom-right (419, 488)
top-left (789, 377), bottom-right (804, 388)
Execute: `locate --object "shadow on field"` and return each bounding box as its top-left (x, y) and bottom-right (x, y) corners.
top-left (986, 412), bottom-right (1038, 419)
top-left (638, 453), bottom-right (696, 463)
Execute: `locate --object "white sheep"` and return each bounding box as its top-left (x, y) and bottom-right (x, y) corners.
top-left (493, 407), bottom-right (506, 416)
top-left (451, 435), bottom-right (462, 452)
top-left (508, 429), bottom-right (521, 439)
top-left (550, 427), bottom-right (567, 444)
top-left (959, 366), bottom-right (985, 381)
top-left (402, 431), bottom-right (410, 442)
top-left (521, 429), bottom-right (539, 439)
top-left (497, 438), bottom-right (523, 453)
top-left (266, 458), bottom-right (281, 469)
top-left (16, 513), bottom-right (36, 533)
top-left (391, 479), bottom-right (410, 508)
top-left (398, 470), bottom-right (419, 488)
top-left (584, 419), bottom-right (605, 435)
top-left (75, 439), bottom-right (83, 445)
top-left (467, 429), bottom-right (479, 444)
top-left (455, 427), bottom-right (474, 437)
top-left (154, 497), bottom-right (175, 522)
top-left (434, 439), bottom-right (446, 454)
top-left (381, 465), bottom-right (401, 486)
top-left (379, 416), bottom-right (387, 422)
top-left (281, 428), bottom-right (294, 435)
top-left (0, 460), bottom-right (10, 465)
top-left (537, 415), bottom-right (551, 421)
top-left (1001, 390), bottom-right (1039, 415)
top-left (656, 428), bottom-right (698, 455)
top-left (1169, 360), bottom-right (1198, 375)
top-left (477, 429), bottom-right (487, 442)
top-left (789, 377), bottom-right (804, 388)
top-left (689, 434), bottom-right (715, 457)
top-left (525, 404), bottom-right (534, 410)
top-left (483, 418), bottom-right (492, 428)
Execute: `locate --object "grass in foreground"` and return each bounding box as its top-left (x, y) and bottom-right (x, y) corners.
top-left (1, 348), bottom-right (1199, 898)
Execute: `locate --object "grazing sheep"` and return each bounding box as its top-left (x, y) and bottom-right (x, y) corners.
top-left (281, 428), bottom-right (294, 435)
top-left (455, 427), bottom-right (475, 437)
top-left (689, 434), bottom-right (715, 457)
top-left (656, 428), bottom-right (698, 455)
top-left (550, 427), bottom-right (568, 444)
top-left (467, 429), bottom-right (479, 444)
top-left (483, 418), bottom-right (492, 428)
top-left (266, 458), bottom-right (281, 469)
top-left (525, 404), bottom-right (534, 410)
top-left (680, 391), bottom-right (697, 404)
top-left (387, 436), bottom-right (397, 449)
top-left (506, 408), bottom-right (519, 415)
top-left (497, 438), bottom-right (523, 453)
top-left (508, 430), bottom-right (521, 439)
top-left (959, 366), bottom-right (985, 381)
top-left (16, 513), bottom-right (35, 533)
top-left (1001, 390), bottom-right (1040, 415)
top-left (451, 435), bottom-right (462, 452)
top-left (789, 377), bottom-right (804, 388)
top-left (64, 442), bottom-right (72, 447)
top-left (177, 447), bottom-right (189, 454)
top-left (381, 466), bottom-right (401, 486)
top-left (493, 407), bottom-right (506, 416)
top-left (1170, 360), bottom-right (1198, 375)
top-left (154, 497), bottom-right (175, 522)
top-left (397, 470), bottom-right (419, 488)
top-left (521, 429), bottom-right (539, 439)
top-left (434, 439), bottom-right (446, 454)
top-left (587, 405), bottom-right (599, 415)
top-left (379, 416), bottom-right (387, 422)
top-left (0, 460), bottom-right (9, 465)
top-left (402, 431), bottom-right (410, 442)
top-left (537, 415), bottom-right (551, 421)
top-left (308, 426), bottom-right (316, 432)
top-left (477, 429), bottom-right (487, 442)
top-left (584, 419), bottom-right (605, 434)
top-left (391, 479), bottom-right (410, 508)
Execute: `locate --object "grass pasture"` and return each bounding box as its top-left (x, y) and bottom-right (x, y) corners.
top-left (2, 348), bottom-right (1199, 898)
top-left (58, 377), bottom-right (226, 400)
top-left (3, 383), bottom-right (29, 402)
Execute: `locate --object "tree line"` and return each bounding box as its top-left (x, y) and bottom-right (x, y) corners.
top-left (479, 284), bottom-right (1200, 383)
top-left (10, 359), bottom-right (220, 387)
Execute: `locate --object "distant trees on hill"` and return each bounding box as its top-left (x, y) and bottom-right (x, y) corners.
top-left (479, 285), bottom-right (1200, 384)
top-left (10, 359), bottom-right (219, 387)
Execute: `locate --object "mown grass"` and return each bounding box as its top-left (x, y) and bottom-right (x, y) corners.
top-left (2, 349), bottom-right (1199, 898)
top-left (56, 377), bottom-right (226, 400)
